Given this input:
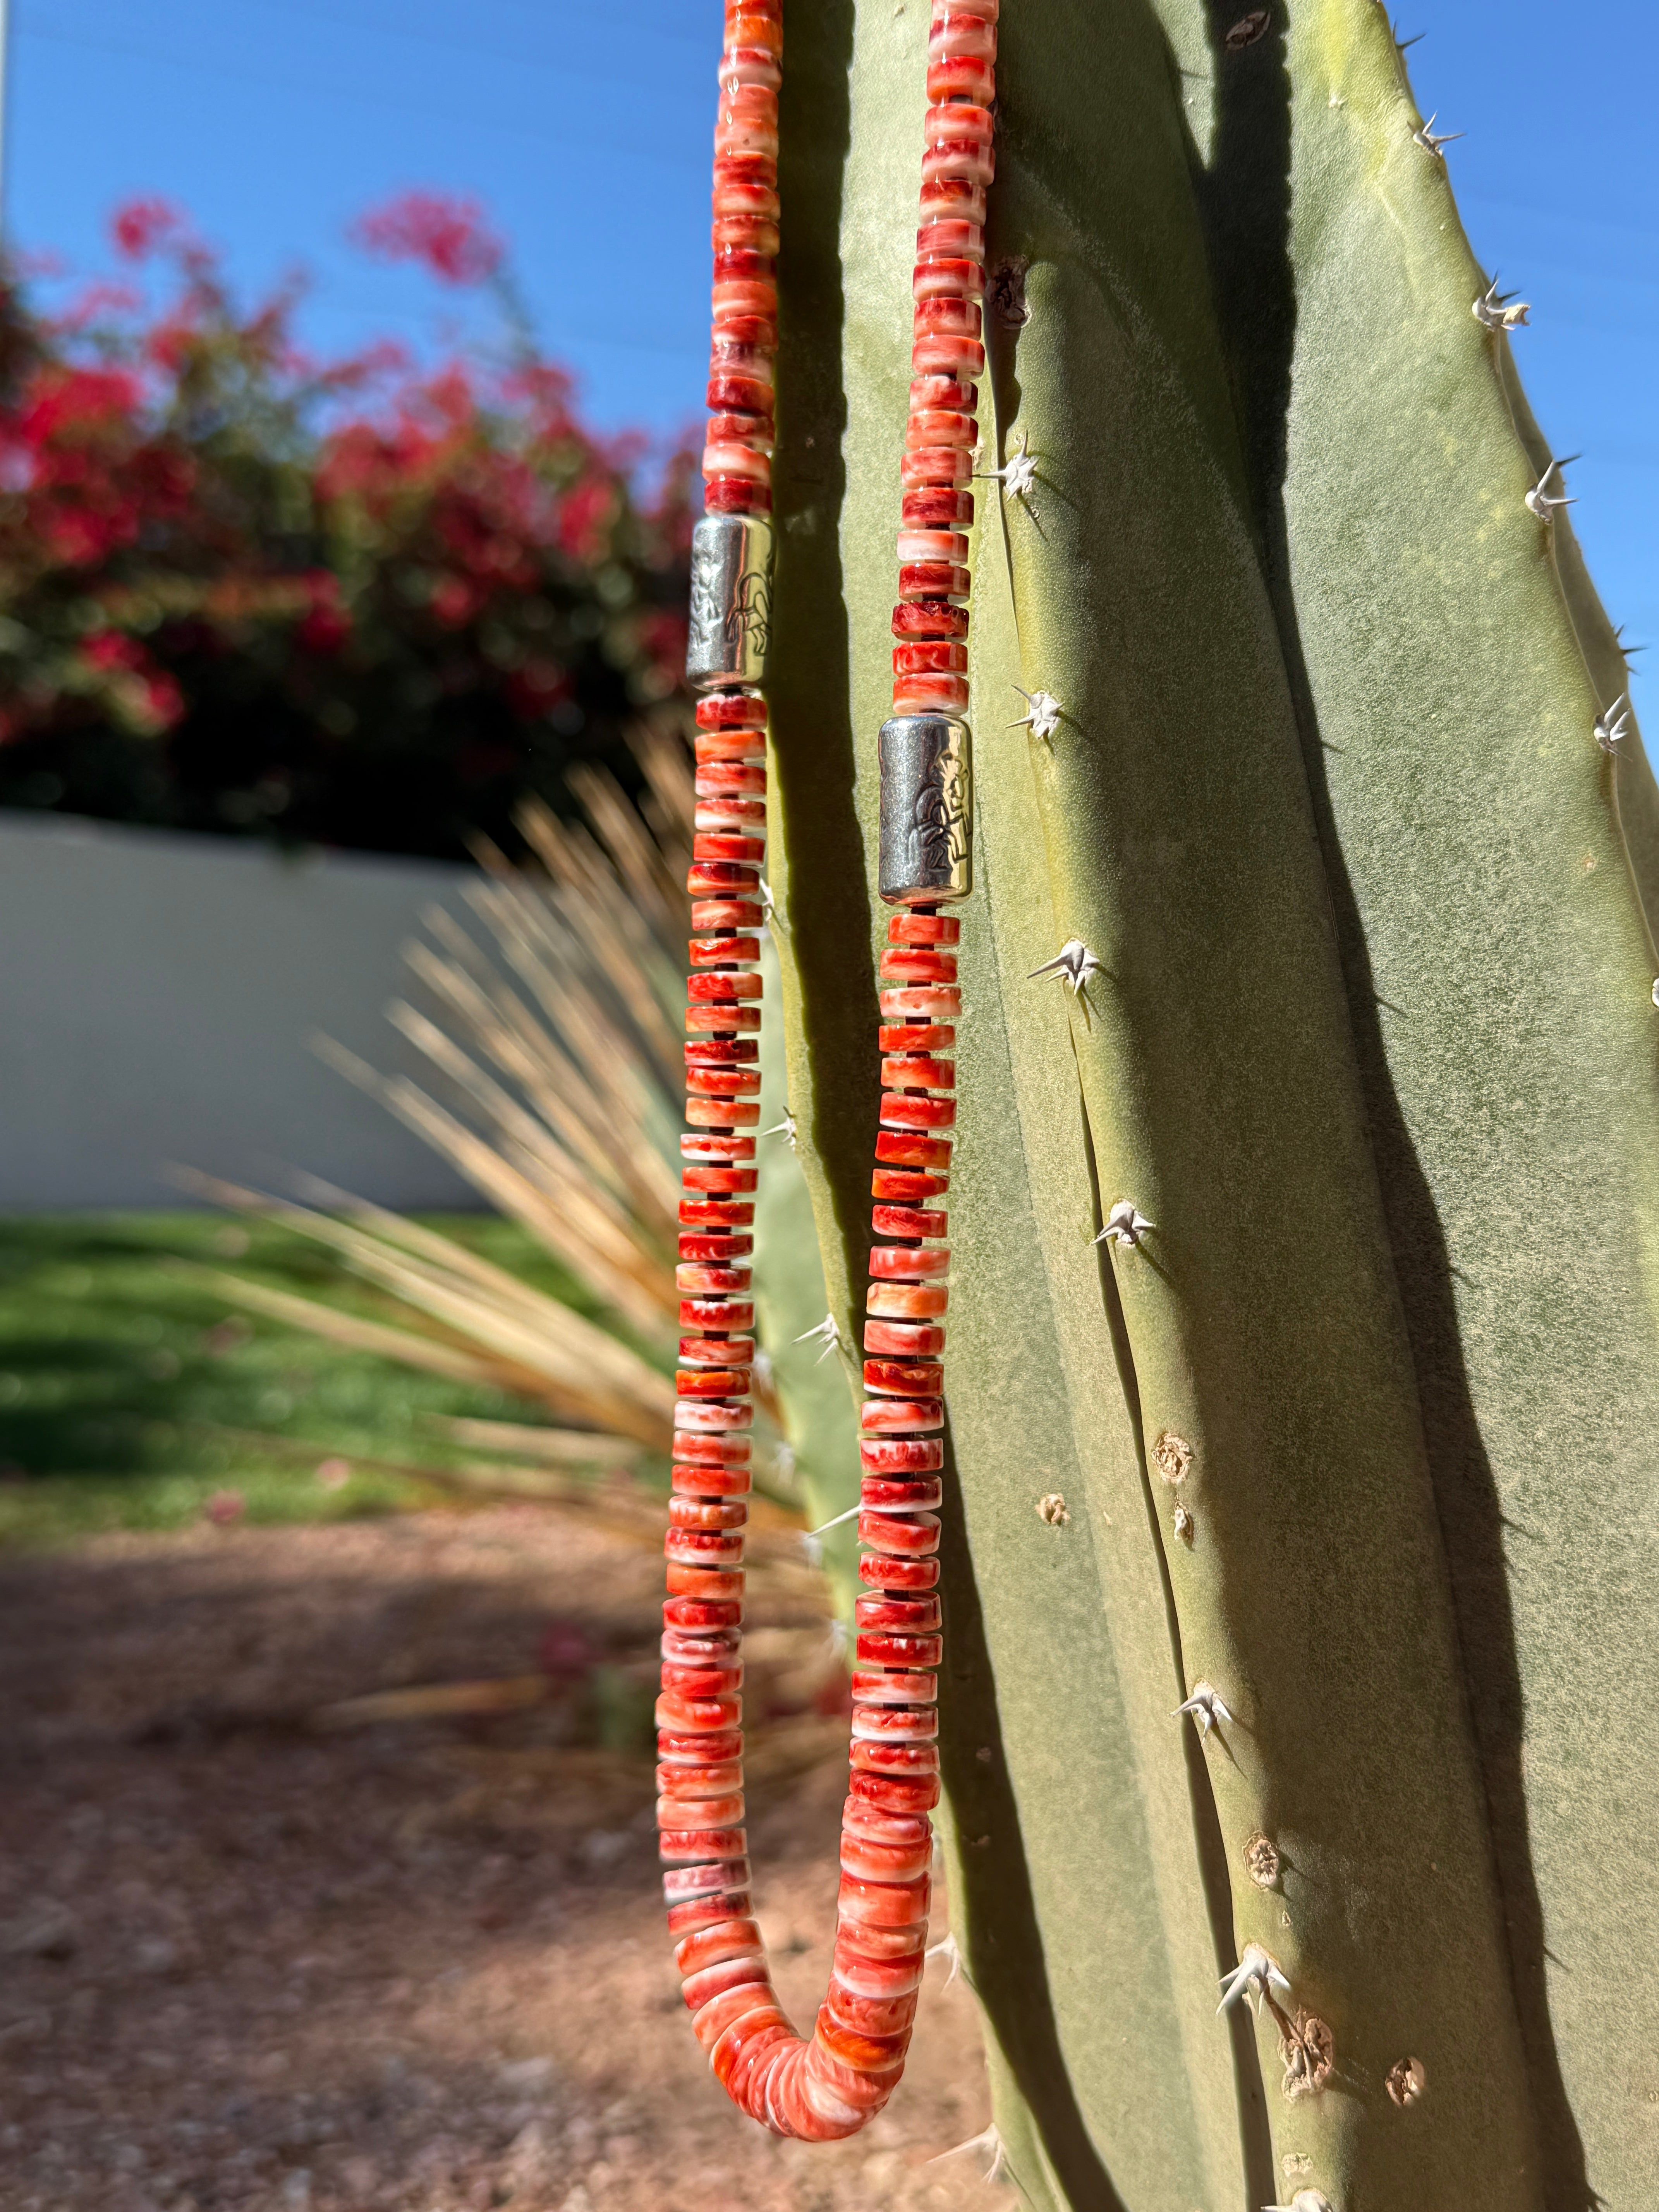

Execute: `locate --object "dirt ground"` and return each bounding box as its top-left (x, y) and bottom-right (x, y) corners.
top-left (0, 1507), bottom-right (1001, 2212)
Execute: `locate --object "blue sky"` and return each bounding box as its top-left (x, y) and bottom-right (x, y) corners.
top-left (5, 0), bottom-right (1654, 711)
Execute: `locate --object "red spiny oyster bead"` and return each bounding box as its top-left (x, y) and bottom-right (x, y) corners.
top-left (661, 1784), bottom-right (745, 1829)
top-left (876, 1084), bottom-right (955, 1123)
top-left (659, 1821), bottom-right (749, 1862)
top-left (704, 477), bottom-right (773, 515)
top-left (929, 12), bottom-right (998, 60)
top-left (658, 1750), bottom-right (744, 1790)
top-left (867, 1245), bottom-right (950, 1282)
top-left (859, 1513), bottom-right (940, 1557)
top-left (658, 1720), bottom-right (743, 1760)
top-left (665, 1884), bottom-right (750, 1934)
top-left (688, 862), bottom-right (761, 898)
top-left (914, 297), bottom-right (982, 343)
top-left (680, 1196), bottom-right (756, 1226)
top-left (848, 1769), bottom-right (941, 1813)
top-left (842, 1798), bottom-right (933, 1846)
top-left (670, 1431), bottom-right (750, 1465)
top-left (849, 1736), bottom-right (939, 1775)
top-left (859, 1554), bottom-right (941, 1593)
top-left (886, 912), bottom-right (960, 945)
top-left (879, 1092), bottom-right (956, 1132)
top-left (904, 408), bottom-right (976, 448)
top-left (863, 1358), bottom-right (944, 1395)
top-left (891, 644), bottom-right (968, 685)
top-left (893, 678), bottom-right (970, 715)
top-left (909, 371), bottom-right (976, 409)
top-left (687, 972), bottom-right (763, 1006)
top-left (871, 1161), bottom-right (949, 1193)
top-left (675, 1915), bottom-right (764, 1975)
top-left (675, 1373), bottom-right (751, 1403)
top-left (926, 53), bottom-right (993, 99)
top-left (859, 1392), bottom-right (945, 1430)
top-left (691, 1981), bottom-right (781, 2054)
top-left (696, 692), bottom-right (766, 729)
top-left (878, 1057), bottom-right (954, 1092)
top-left (848, 1673), bottom-right (936, 1713)
top-left (665, 1565), bottom-right (744, 1600)
top-left (859, 1435), bottom-right (943, 1472)
top-left (880, 941), bottom-right (958, 978)
top-left (679, 1297), bottom-right (755, 1327)
top-left (861, 1476), bottom-right (941, 1508)
top-left (685, 1039), bottom-right (758, 1065)
top-left (666, 1893), bottom-right (752, 1939)
top-left (687, 1097), bottom-right (760, 1127)
top-left (665, 1525), bottom-right (745, 1563)
top-left (912, 258), bottom-right (981, 303)
top-left (824, 1980), bottom-right (920, 2039)
top-left (899, 488), bottom-right (973, 529)
top-left (918, 179), bottom-right (987, 231)
top-left (668, 1496), bottom-right (748, 1531)
top-left (673, 1465), bottom-right (751, 1501)
top-left (660, 1820), bottom-right (749, 1869)
top-left (867, 1280), bottom-right (949, 1318)
top-left (850, 1703), bottom-right (938, 1743)
top-left (682, 1950), bottom-right (769, 2011)
top-left (899, 448), bottom-right (973, 488)
top-left (711, 2016), bottom-right (795, 2104)
top-left (870, 1206), bottom-right (946, 1241)
top-left (863, 1317), bottom-right (946, 1357)
top-left (831, 1938), bottom-right (926, 1997)
top-left (856, 1592), bottom-right (941, 1630)
top-left (674, 1403), bottom-right (754, 1436)
top-left (879, 982), bottom-right (960, 1017)
top-left (836, 1871), bottom-right (931, 1931)
top-left (682, 1131), bottom-right (757, 1158)
top-left (676, 1231), bottom-right (754, 1260)
top-left (679, 1334), bottom-right (756, 1367)
top-left (917, 218), bottom-right (983, 259)
top-left (690, 743), bottom-right (769, 778)
top-left (685, 1070), bottom-right (765, 1097)
top-left (676, 1267), bottom-right (753, 1302)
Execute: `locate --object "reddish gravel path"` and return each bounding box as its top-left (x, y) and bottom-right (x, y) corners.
top-left (0, 1509), bottom-right (999, 2212)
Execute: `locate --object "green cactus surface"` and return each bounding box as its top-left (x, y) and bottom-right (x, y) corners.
top-left (763, 1), bottom-right (1659, 2207)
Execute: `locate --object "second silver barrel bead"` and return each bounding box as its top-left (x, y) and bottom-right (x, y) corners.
top-left (878, 714), bottom-right (972, 906)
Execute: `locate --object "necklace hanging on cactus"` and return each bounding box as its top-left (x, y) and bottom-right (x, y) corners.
top-left (659, 0), bottom-right (996, 2142)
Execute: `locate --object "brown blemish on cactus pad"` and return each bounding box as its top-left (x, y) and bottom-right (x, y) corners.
top-left (1244, 1832), bottom-right (1281, 1887)
top-left (1152, 1430), bottom-right (1192, 1484)
top-left (1281, 2013), bottom-right (1333, 2100)
top-left (1036, 1492), bottom-right (1069, 1526)
top-left (1386, 2054), bottom-right (1427, 2106)
top-left (988, 258), bottom-right (1029, 326)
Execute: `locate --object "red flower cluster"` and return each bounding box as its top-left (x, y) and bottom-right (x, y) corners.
top-left (350, 190), bottom-right (505, 288)
top-left (0, 197), bottom-right (697, 856)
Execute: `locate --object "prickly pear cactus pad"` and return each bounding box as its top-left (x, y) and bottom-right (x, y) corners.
top-left (763, 2), bottom-right (1659, 2207)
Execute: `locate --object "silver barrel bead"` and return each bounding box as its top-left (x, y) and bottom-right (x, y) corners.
top-left (878, 714), bottom-right (973, 906)
top-left (685, 513), bottom-right (774, 690)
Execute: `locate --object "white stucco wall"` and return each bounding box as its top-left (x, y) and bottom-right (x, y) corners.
top-left (0, 814), bottom-right (479, 1210)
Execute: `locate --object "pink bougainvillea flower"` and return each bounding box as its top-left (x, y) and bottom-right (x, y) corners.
top-left (110, 196), bottom-right (186, 262)
top-left (350, 190), bottom-right (505, 287)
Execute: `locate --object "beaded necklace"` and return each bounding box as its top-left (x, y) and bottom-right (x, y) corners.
top-left (659, 0), bottom-right (998, 2139)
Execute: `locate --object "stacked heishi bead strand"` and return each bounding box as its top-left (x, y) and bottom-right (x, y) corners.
top-left (660, 0), bottom-right (997, 2142)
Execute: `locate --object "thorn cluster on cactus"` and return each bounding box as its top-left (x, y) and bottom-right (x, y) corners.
top-left (1008, 684), bottom-right (1063, 738)
top-left (1175, 1681), bottom-right (1234, 1737)
top-left (1029, 937), bottom-right (1102, 992)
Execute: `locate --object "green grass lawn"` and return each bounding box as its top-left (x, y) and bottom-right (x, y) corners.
top-left (0, 1212), bottom-right (603, 1549)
